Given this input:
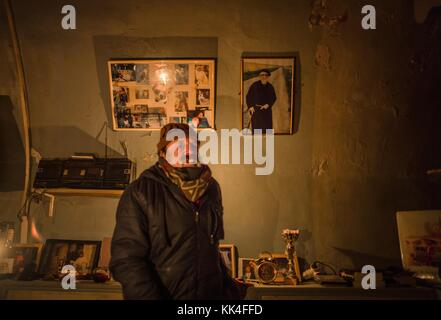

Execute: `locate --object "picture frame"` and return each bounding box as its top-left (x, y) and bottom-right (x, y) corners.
top-left (0, 221), bottom-right (15, 246)
top-left (272, 253), bottom-right (290, 284)
top-left (39, 239), bottom-right (101, 280)
top-left (2, 243), bottom-right (43, 275)
top-left (238, 257), bottom-right (257, 281)
top-left (0, 259), bottom-right (14, 275)
top-left (219, 244), bottom-right (238, 278)
top-left (396, 210), bottom-right (441, 279)
top-left (108, 58), bottom-right (217, 131)
top-left (241, 56), bottom-right (295, 135)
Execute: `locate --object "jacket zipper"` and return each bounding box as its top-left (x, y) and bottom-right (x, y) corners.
top-left (194, 210), bottom-right (199, 299)
top-left (195, 210), bottom-right (199, 223)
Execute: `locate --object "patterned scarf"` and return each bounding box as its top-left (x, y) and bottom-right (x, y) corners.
top-left (158, 157), bottom-right (212, 203)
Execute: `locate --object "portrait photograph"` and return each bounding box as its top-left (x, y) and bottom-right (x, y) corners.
top-left (135, 88), bottom-right (149, 99)
top-left (135, 64), bottom-right (149, 84)
top-left (175, 64), bottom-right (189, 85)
top-left (195, 64), bottom-right (210, 86)
top-left (241, 57), bottom-right (295, 135)
top-left (196, 89), bottom-right (210, 106)
top-left (108, 59), bottom-right (216, 131)
top-left (188, 109), bottom-right (211, 129)
top-left (174, 91), bottom-right (189, 112)
top-left (238, 258), bottom-right (257, 281)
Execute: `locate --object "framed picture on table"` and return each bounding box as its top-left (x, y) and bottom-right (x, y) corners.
top-left (109, 59), bottom-right (217, 131)
top-left (219, 244), bottom-right (238, 278)
top-left (396, 210), bottom-right (441, 280)
top-left (0, 244), bottom-right (43, 276)
top-left (238, 258), bottom-right (257, 282)
top-left (39, 239), bottom-right (101, 280)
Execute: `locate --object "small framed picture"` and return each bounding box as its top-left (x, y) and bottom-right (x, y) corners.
top-left (397, 210), bottom-right (441, 278)
top-left (39, 239), bottom-right (101, 280)
top-left (0, 258), bottom-right (14, 275)
top-left (238, 258), bottom-right (257, 281)
top-left (241, 56), bottom-right (296, 135)
top-left (219, 244), bottom-right (238, 278)
top-left (2, 243), bottom-right (43, 275)
top-left (271, 253), bottom-right (289, 283)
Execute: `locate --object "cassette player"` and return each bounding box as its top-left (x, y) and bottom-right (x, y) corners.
top-left (33, 157), bottom-right (133, 190)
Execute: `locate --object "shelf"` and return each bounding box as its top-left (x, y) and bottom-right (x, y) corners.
top-left (31, 188), bottom-right (123, 218)
top-left (32, 188), bottom-right (124, 198)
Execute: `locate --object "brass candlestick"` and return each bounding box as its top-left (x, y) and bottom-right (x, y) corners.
top-left (282, 229), bottom-right (302, 285)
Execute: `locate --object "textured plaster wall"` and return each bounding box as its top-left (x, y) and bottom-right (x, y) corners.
top-left (0, 0), bottom-right (440, 270)
top-left (310, 0), bottom-right (441, 267)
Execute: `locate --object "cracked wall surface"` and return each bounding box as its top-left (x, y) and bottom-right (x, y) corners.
top-left (311, 0), bottom-right (441, 268)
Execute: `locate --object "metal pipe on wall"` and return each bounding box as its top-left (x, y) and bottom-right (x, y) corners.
top-left (3, 0), bottom-right (32, 243)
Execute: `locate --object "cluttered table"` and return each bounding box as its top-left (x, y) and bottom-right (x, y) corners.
top-left (0, 279), bottom-right (123, 300)
top-left (0, 279), bottom-right (439, 300)
top-left (245, 282), bottom-right (440, 300)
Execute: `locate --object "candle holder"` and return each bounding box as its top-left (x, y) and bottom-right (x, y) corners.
top-left (282, 229), bottom-right (302, 285)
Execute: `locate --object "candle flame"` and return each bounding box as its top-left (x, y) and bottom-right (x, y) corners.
top-left (31, 219), bottom-right (44, 243)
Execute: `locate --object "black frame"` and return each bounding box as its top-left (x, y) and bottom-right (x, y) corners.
top-left (241, 55), bottom-right (296, 135)
top-left (39, 239), bottom-right (101, 279)
top-left (108, 57), bottom-right (218, 131)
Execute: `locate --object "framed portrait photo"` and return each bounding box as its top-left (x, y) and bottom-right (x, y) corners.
top-left (219, 244), bottom-right (238, 278)
top-left (241, 56), bottom-right (295, 135)
top-left (108, 59), bottom-right (216, 131)
top-left (39, 239), bottom-right (101, 280)
top-left (238, 258), bottom-right (257, 282)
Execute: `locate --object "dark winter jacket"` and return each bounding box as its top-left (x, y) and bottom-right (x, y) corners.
top-left (109, 162), bottom-right (236, 300)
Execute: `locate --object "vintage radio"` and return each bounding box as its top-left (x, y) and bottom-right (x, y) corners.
top-left (60, 158), bottom-right (106, 189)
top-left (33, 159), bottom-right (64, 188)
top-left (34, 157), bottom-right (133, 190)
top-left (103, 158), bottom-right (132, 189)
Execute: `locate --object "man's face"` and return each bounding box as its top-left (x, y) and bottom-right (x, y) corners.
top-left (259, 73), bottom-right (269, 84)
top-left (165, 137), bottom-right (198, 167)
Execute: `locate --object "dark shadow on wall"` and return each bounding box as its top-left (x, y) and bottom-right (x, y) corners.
top-left (92, 36), bottom-right (218, 125)
top-left (241, 51), bottom-right (302, 134)
top-left (332, 247), bottom-right (401, 270)
top-left (0, 95), bottom-right (25, 192)
top-left (31, 126), bottom-right (124, 159)
top-left (410, 6), bottom-right (441, 209)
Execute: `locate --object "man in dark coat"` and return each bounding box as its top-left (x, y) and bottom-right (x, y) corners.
top-left (109, 123), bottom-right (245, 300)
top-left (246, 69), bottom-right (277, 130)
